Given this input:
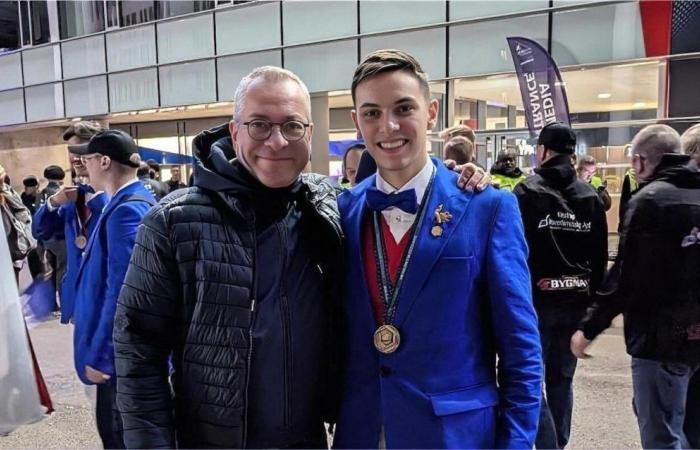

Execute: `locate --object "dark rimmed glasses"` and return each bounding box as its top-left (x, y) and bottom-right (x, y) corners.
top-left (242, 119), bottom-right (310, 142)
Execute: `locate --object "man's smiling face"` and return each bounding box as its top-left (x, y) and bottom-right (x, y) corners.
top-left (351, 70), bottom-right (438, 187)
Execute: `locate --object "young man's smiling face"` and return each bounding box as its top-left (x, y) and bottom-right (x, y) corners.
top-left (352, 70), bottom-right (438, 188)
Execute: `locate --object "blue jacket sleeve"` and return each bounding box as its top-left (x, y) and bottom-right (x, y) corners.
top-left (85, 203), bottom-right (146, 375)
top-left (32, 203), bottom-right (66, 241)
top-left (486, 192), bottom-right (543, 449)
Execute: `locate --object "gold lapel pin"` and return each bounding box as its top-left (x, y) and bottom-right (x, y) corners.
top-left (431, 204), bottom-right (453, 237)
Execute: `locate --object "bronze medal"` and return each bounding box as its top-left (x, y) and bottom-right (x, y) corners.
top-left (374, 324), bottom-right (401, 354)
top-left (431, 225), bottom-right (443, 237)
top-left (75, 235), bottom-right (87, 249)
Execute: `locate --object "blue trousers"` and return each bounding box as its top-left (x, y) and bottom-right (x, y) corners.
top-left (535, 326), bottom-right (578, 449)
top-left (631, 358), bottom-right (700, 449)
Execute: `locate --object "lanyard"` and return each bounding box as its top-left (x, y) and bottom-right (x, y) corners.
top-left (372, 167), bottom-right (435, 324)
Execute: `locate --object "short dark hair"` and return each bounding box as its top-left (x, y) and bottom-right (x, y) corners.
top-left (63, 121), bottom-right (103, 142)
top-left (137, 162), bottom-right (150, 177)
top-left (351, 49), bottom-right (430, 104)
top-left (145, 159), bottom-right (160, 171)
top-left (444, 138), bottom-right (474, 165)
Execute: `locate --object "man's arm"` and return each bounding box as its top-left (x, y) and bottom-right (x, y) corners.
top-left (114, 207), bottom-right (179, 449)
top-left (485, 193), bottom-right (543, 449)
top-left (85, 204), bottom-right (148, 376)
top-left (31, 201), bottom-right (66, 242)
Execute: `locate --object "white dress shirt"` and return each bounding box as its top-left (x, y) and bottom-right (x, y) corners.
top-left (375, 158), bottom-right (434, 243)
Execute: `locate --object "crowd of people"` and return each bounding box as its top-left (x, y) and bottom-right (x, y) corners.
top-left (1, 48), bottom-right (699, 450)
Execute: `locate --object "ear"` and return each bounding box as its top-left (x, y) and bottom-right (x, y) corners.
top-left (229, 120), bottom-right (239, 144)
top-left (307, 122), bottom-right (314, 145)
top-left (427, 98), bottom-right (439, 130)
top-left (351, 110), bottom-right (363, 139)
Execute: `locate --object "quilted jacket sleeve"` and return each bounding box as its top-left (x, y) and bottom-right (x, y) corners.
top-left (114, 205), bottom-right (179, 449)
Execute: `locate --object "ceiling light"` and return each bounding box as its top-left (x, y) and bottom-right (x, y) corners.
top-left (597, 93), bottom-right (612, 99)
top-left (633, 102), bottom-right (646, 108)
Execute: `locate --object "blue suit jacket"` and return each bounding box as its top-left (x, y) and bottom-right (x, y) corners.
top-left (32, 186), bottom-right (108, 324)
top-left (334, 159), bottom-right (543, 449)
top-left (73, 181), bottom-right (154, 385)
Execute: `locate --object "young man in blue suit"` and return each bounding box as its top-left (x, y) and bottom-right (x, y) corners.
top-left (70, 129), bottom-right (155, 449)
top-left (334, 49), bottom-right (543, 449)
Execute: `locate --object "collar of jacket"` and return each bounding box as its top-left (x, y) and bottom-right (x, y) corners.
top-left (490, 165), bottom-right (523, 178)
top-left (534, 153), bottom-right (576, 186)
top-left (641, 153), bottom-right (700, 189)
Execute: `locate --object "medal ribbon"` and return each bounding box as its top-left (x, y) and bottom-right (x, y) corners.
top-left (372, 167), bottom-right (436, 325)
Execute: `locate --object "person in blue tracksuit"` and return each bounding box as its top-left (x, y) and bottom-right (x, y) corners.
top-left (334, 50), bottom-right (542, 449)
top-left (70, 129), bottom-right (155, 449)
top-left (32, 122), bottom-right (107, 324)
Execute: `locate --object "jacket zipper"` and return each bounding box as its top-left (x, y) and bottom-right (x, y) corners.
top-left (277, 220), bottom-right (293, 428)
top-left (242, 221), bottom-right (257, 449)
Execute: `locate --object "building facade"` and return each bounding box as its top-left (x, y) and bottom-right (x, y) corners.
top-left (1, 0), bottom-right (699, 231)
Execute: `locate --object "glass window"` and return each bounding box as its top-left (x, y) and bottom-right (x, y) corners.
top-left (285, 40), bottom-right (357, 93)
top-left (216, 2), bottom-right (280, 55)
top-left (25, 82), bottom-right (64, 122)
top-left (449, 14), bottom-right (548, 77)
top-left (157, 13), bottom-right (214, 64)
top-left (29, 0), bottom-right (50, 45)
top-left (120, 1), bottom-right (157, 27)
top-left (109, 68), bottom-right (159, 112)
top-left (159, 59), bottom-right (216, 107)
top-left (217, 50), bottom-right (281, 101)
top-left (0, 1), bottom-right (21, 51)
top-left (64, 75), bottom-right (108, 117)
top-left (450, 1), bottom-right (548, 20)
top-left (58, 1), bottom-right (105, 39)
top-left (0, 52), bottom-right (23, 90)
top-left (0, 88), bottom-right (24, 126)
top-left (551, 3), bottom-right (645, 66)
top-left (283, 1), bottom-right (356, 45)
top-left (23, 44), bottom-right (61, 85)
top-left (20, 1), bottom-right (29, 45)
top-left (134, 121), bottom-right (180, 153)
top-left (360, 1), bottom-right (445, 33)
top-left (362, 28), bottom-right (446, 79)
top-left (62, 35), bottom-right (106, 79)
top-left (107, 24), bottom-right (156, 72)
top-left (158, 1), bottom-right (215, 19)
top-left (106, 1), bottom-right (119, 28)
top-left (452, 61), bottom-right (659, 130)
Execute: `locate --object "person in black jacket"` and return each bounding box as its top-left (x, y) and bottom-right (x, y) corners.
top-left (137, 162), bottom-right (168, 201)
top-left (513, 122), bottom-right (608, 449)
top-left (572, 124), bottom-right (700, 449)
top-left (114, 67), bottom-right (346, 449)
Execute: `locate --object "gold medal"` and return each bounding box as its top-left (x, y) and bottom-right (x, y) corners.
top-left (431, 225), bottom-right (443, 237)
top-left (374, 324), bottom-right (401, 354)
top-left (75, 235), bottom-right (87, 249)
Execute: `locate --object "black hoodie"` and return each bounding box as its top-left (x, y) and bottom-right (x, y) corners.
top-left (513, 153), bottom-right (609, 327)
top-left (582, 155), bottom-right (700, 363)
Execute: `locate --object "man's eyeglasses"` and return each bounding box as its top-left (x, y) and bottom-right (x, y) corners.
top-left (80, 153), bottom-right (103, 164)
top-left (242, 119), bottom-right (310, 142)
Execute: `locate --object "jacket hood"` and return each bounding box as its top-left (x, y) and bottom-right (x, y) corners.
top-left (649, 154), bottom-right (700, 189)
top-left (534, 153), bottom-right (576, 187)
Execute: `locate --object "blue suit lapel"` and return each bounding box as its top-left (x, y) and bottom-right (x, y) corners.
top-left (394, 160), bottom-right (473, 327)
top-left (75, 182), bottom-right (140, 282)
top-left (344, 176), bottom-right (379, 335)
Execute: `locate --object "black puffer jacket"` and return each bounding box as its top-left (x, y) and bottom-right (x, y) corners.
top-left (114, 124), bottom-right (344, 448)
top-left (582, 155), bottom-right (700, 363)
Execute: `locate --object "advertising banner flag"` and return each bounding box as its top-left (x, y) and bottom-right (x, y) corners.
top-left (507, 37), bottom-right (571, 138)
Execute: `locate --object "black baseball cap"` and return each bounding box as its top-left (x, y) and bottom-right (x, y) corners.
top-left (44, 165), bottom-right (66, 180)
top-left (538, 122), bottom-right (576, 154)
top-left (23, 175), bottom-right (39, 187)
top-left (68, 129), bottom-right (141, 168)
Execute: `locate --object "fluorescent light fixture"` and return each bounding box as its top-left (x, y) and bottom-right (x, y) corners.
top-left (633, 102), bottom-right (646, 108)
top-left (186, 104), bottom-right (206, 110)
top-left (207, 102), bottom-right (233, 109)
top-left (159, 107), bottom-right (177, 112)
top-left (138, 109), bottom-right (157, 114)
top-left (597, 93), bottom-right (612, 99)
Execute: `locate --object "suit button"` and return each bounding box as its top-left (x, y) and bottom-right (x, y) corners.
top-left (380, 366), bottom-right (393, 377)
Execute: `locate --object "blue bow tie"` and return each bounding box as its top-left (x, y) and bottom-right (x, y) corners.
top-left (365, 187), bottom-right (418, 214)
